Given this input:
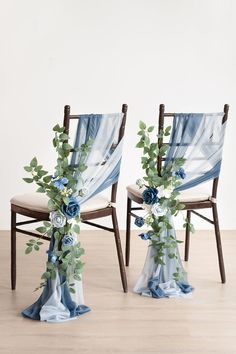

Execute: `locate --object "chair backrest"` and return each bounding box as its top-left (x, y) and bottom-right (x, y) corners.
top-left (157, 104), bottom-right (229, 199)
top-left (63, 104), bottom-right (128, 203)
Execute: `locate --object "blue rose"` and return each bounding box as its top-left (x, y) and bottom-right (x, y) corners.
top-left (53, 177), bottom-right (68, 190)
top-left (134, 216), bottom-right (145, 227)
top-left (61, 197), bottom-right (80, 219)
top-left (173, 168), bottom-right (186, 179)
top-left (142, 187), bottom-right (159, 205)
top-left (178, 168), bottom-right (186, 179)
top-left (139, 232), bottom-right (151, 240)
top-left (139, 231), bottom-right (153, 240)
top-left (62, 235), bottom-right (75, 247)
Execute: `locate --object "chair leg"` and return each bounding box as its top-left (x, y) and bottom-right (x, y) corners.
top-left (212, 204), bottom-right (226, 283)
top-left (11, 210), bottom-right (16, 290)
top-left (125, 197), bottom-right (132, 266)
top-left (184, 210), bottom-right (191, 261)
top-left (111, 208), bottom-right (128, 292)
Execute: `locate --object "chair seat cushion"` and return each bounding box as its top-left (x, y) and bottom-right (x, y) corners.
top-left (126, 184), bottom-right (211, 203)
top-left (11, 193), bottom-right (110, 214)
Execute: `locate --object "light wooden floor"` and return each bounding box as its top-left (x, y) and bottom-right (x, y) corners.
top-left (0, 229), bottom-right (236, 354)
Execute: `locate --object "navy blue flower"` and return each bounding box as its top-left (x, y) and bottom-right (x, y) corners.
top-left (134, 216), bottom-right (145, 227)
top-left (173, 168), bottom-right (186, 179)
top-left (178, 168), bottom-right (186, 179)
top-left (61, 197), bottom-right (80, 219)
top-left (142, 187), bottom-right (159, 205)
top-left (46, 250), bottom-right (57, 263)
top-left (62, 235), bottom-right (75, 247)
top-left (139, 232), bottom-right (152, 240)
top-left (53, 177), bottom-right (68, 190)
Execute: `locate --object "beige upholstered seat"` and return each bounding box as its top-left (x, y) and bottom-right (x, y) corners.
top-left (126, 184), bottom-right (211, 203)
top-left (11, 193), bottom-right (110, 214)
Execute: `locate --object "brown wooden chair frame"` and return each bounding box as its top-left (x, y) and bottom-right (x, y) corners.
top-left (11, 104), bottom-right (128, 292)
top-left (125, 103), bottom-right (229, 284)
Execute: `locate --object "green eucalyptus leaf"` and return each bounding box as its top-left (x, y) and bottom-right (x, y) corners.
top-left (139, 121), bottom-right (146, 130)
top-left (48, 199), bottom-right (56, 211)
top-left (43, 175), bottom-right (52, 183)
top-left (63, 143), bottom-right (72, 151)
top-left (73, 224), bottom-right (80, 234)
top-left (53, 124), bottom-right (61, 132)
top-left (59, 133), bottom-right (69, 141)
top-left (36, 226), bottom-right (47, 234)
top-left (25, 247), bottom-right (32, 254)
top-left (43, 221), bottom-right (51, 227)
top-left (41, 271), bottom-right (51, 280)
top-left (148, 126), bottom-right (155, 133)
top-left (30, 157), bottom-right (38, 167)
top-left (136, 141), bottom-right (144, 148)
top-left (164, 126), bottom-right (172, 136)
top-left (23, 178), bottom-right (34, 183)
top-left (24, 166), bottom-right (32, 172)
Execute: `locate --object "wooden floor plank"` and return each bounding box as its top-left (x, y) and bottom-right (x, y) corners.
top-left (0, 230), bottom-right (235, 354)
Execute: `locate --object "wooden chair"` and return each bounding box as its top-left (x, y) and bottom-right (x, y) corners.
top-left (11, 104), bottom-right (128, 292)
top-left (125, 104), bottom-right (229, 283)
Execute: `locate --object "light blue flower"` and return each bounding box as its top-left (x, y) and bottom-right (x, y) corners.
top-left (53, 177), bottom-right (68, 190)
top-left (50, 211), bottom-right (66, 228)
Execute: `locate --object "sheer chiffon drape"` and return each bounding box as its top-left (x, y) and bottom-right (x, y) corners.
top-left (134, 113), bottom-right (226, 298)
top-left (22, 113), bottom-right (124, 321)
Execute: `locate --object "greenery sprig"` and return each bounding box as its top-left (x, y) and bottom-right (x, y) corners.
top-left (135, 121), bottom-right (194, 280)
top-left (23, 124), bottom-right (93, 292)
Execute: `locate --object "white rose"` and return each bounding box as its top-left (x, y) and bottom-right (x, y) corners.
top-left (78, 187), bottom-right (89, 197)
top-left (157, 185), bottom-right (173, 199)
top-left (151, 203), bottom-right (166, 217)
top-left (50, 211), bottom-right (66, 228)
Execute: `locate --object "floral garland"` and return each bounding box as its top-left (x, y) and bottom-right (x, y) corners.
top-left (23, 124), bottom-right (92, 293)
top-left (135, 121), bottom-right (194, 280)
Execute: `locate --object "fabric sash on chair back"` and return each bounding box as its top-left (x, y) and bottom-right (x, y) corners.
top-left (134, 112), bottom-right (227, 298)
top-left (166, 113), bottom-right (227, 191)
top-left (22, 112), bottom-right (124, 322)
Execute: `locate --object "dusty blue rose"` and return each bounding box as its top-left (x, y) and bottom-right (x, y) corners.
top-left (139, 231), bottom-right (153, 240)
top-left (142, 187), bottom-right (159, 205)
top-left (138, 232), bottom-right (150, 240)
top-left (134, 216), bottom-right (145, 227)
top-left (62, 235), bottom-right (75, 247)
top-left (61, 197), bottom-right (80, 219)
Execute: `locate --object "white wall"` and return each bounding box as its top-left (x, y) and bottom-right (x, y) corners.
top-left (0, 0), bottom-right (236, 230)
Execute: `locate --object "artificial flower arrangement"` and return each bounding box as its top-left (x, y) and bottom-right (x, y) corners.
top-left (135, 121), bottom-right (194, 280)
top-left (23, 124), bottom-right (92, 293)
